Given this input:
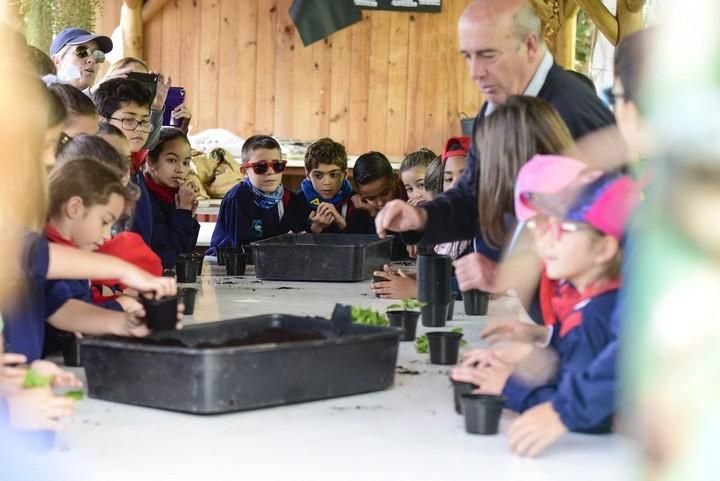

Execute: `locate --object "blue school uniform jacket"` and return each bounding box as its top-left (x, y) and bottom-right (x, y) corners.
top-left (145, 178), bottom-right (200, 269)
top-left (2, 234), bottom-right (52, 362)
top-left (501, 274), bottom-right (620, 433)
top-left (130, 151), bottom-right (153, 245)
top-left (207, 181), bottom-right (311, 254)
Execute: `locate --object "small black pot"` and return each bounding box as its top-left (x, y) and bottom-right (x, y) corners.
top-left (451, 379), bottom-right (477, 414)
top-left (242, 244), bottom-right (254, 265)
top-left (225, 251), bottom-right (248, 276)
top-left (426, 331), bottom-right (462, 365)
top-left (463, 290), bottom-right (490, 316)
top-left (386, 310), bottom-right (420, 341)
top-left (462, 394), bottom-right (505, 435)
top-left (142, 295), bottom-right (178, 331)
top-left (175, 258), bottom-right (199, 283)
top-left (179, 287), bottom-right (198, 316)
top-left (178, 253), bottom-right (205, 276)
top-left (417, 254), bottom-right (452, 304)
top-left (62, 336), bottom-right (82, 367)
top-left (421, 303), bottom-right (449, 327)
top-left (447, 301), bottom-right (455, 321)
top-left (215, 246), bottom-right (229, 266)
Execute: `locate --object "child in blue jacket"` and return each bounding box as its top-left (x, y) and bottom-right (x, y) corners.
top-left (145, 128), bottom-right (200, 269)
top-left (451, 154), bottom-right (641, 442)
top-left (208, 135), bottom-right (310, 253)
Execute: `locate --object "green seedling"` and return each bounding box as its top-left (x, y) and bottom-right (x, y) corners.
top-left (64, 390), bottom-right (85, 401)
top-left (23, 369), bottom-right (52, 389)
top-left (351, 306), bottom-right (389, 327)
top-left (387, 298), bottom-right (427, 312)
top-left (451, 327), bottom-right (469, 347)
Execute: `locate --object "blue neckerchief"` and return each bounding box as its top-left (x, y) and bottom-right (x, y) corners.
top-left (244, 178), bottom-right (284, 210)
top-left (300, 178), bottom-right (353, 210)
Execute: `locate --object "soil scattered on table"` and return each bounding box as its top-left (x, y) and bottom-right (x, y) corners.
top-left (128, 328), bottom-right (325, 349)
top-left (396, 365), bottom-right (420, 375)
top-left (277, 286), bottom-right (296, 290)
top-left (330, 405), bottom-right (384, 412)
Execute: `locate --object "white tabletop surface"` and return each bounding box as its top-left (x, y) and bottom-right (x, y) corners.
top-left (47, 261), bottom-right (638, 481)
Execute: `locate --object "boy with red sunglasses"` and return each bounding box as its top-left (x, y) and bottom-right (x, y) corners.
top-left (208, 135), bottom-right (310, 254)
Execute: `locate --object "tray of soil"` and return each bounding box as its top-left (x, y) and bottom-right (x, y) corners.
top-left (80, 314), bottom-right (401, 414)
top-left (251, 233), bottom-right (393, 282)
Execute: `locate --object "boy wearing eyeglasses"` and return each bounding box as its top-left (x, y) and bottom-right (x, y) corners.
top-left (50, 28), bottom-right (113, 91)
top-left (451, 154), bottom-right (640, 443)
top-left (94, 78), bottom-right (156, 245)
top-left (208, 135), bottom-right (310, 254)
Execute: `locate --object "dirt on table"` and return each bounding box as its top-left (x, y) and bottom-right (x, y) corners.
top-left (128, 328), bottom-right (326, 349)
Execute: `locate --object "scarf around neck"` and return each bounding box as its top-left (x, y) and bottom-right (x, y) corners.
top-left (144, 172), bottom-right (178, 205)
top-left (45, 223), bottom-right (76, 247)
top-left (300, 178), bottom-right (353, 210)
top-left (244, 177), bottom-right (285, 210)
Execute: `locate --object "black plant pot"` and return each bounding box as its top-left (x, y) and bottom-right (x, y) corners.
top-left (225, 251), bottom-right (248, 276)
top-left (426, 331), bottom-right (462, 365)
top-left (462, 394), bottom-right (505, 435)
top-left (179, 287), bottom-right (198, 316)
top-left (462, 290), bottom-right (489, 316)
top-left (386, 310), bottom-right (420, 341)
top-left (175, 258), bottom-right (199, 283)
top-left (421, 303), bottom-right (449, 327)
top-left (451, 379), bottom-right (477, 414)
top-left (142, 295), bottom-right (178, 331)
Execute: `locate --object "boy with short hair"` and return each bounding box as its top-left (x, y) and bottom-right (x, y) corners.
top-left (301, 137), bottom-right (374, 234)
top-left (93, 78), bottom-right (155, 245)
top-left (208, 135), bottom-right (310, 252)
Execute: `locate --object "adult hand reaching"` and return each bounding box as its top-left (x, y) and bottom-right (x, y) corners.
top-left (453, 253), bottom-right (497, 292)
top-left (375, 200), bottom-right (428, 238)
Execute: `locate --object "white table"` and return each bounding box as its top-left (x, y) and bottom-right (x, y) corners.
top-left (47, 264), bottom-right (637, 481)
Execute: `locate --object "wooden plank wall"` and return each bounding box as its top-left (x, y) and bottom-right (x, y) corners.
top-left (95, 0), bottom-right (483, 157)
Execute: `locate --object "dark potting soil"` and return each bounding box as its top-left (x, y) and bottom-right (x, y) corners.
top-left (396, 365), bottom-right (420, 375)
top-left (127, 328), bottom-right (326, 349)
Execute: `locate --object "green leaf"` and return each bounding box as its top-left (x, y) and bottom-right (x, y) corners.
top-left (351, 306), bottom-right (389, 327)
top-left (64, 390), bottom-right (84, 401)
top-left (23, 369), bottom-right (53, 389)
top-left (415, 335), bottom-right (429, 354)
top-left (451, 328), bottom-right (468, 347)
top-left (386, 303), bottom-right (403, 311)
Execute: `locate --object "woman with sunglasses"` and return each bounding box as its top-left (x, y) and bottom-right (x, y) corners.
top-left (49, 28), bottom-right (113, 92)
top-left (208, 135), bottom-right (310, 256)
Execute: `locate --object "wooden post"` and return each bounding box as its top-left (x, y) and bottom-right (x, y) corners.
top-left (575, 0), bottom-right (646, 46)
top-left (122, 0), bottom-right (144, 59)
top-left (555, 0), bottom-right (581, 69)
top-left (0, 0), bottom-right (22, 30)
top-left (617, 0), bottom-right (646, 42)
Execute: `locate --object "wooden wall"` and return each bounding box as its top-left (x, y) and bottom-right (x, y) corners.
top-left (96, 0), bottom-right (483, 157)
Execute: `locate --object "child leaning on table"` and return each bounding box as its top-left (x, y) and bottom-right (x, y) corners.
top-left (300, 137), bottom-right (374, 234)
top-left (451, 154), bottom-right (641, 447)
top-left (208, 135), bottom-right (310, 253)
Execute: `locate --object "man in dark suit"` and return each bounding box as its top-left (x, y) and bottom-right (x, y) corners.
top-left (375, 0), bottom-right (614, 292)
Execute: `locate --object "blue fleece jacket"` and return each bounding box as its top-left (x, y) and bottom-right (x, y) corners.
top-left (502, 277), bottom-right (619, 433)
top-left (207, 181), bottom-right (311, 254)
top-left (130, 167), bottom-right (153, 246)
top-left (147, 191), bottom-right (200, 269)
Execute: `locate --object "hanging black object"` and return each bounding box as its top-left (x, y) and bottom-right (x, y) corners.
top-left (289, 0), bottom-right (362, 47)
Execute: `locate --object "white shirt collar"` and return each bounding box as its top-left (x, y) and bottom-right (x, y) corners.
top-left (485, 49), bottom-right (554, 116)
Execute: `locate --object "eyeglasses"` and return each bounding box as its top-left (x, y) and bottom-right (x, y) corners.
top-left (72, 45), bottom-right (105, 64)
top-left (110, 117), bottom-right (155, 133)
top-left (243, 160), bottom-right (287, 175)
top-left (603, 87), bottom-right (625, 107)
top-left (526, 217), bottom-right (594, 241)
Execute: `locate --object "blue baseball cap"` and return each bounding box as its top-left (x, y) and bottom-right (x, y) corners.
top-left (50, 28), bottom-right (113, 56)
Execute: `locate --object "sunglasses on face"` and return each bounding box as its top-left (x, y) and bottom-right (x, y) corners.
top-left (244, 160), bottom-right (287, 175)
top-left (72, 45), bottom-right (105, 64)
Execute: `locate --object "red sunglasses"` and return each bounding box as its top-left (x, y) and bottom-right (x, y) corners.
top-left (243, 160), bottom-right (287, 175)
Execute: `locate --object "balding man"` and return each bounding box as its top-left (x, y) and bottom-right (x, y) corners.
top-left (376, 0), bottom-right (613, 294)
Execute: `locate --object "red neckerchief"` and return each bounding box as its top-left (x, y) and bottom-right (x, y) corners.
top-left (144, 172), bottom-right (177, 205)
top-left (45, 223), bottom-right (76, 247)
top-left (539, 269), bottom-right (621, 337)
top-left (131, 149), bottom-right (149, 174)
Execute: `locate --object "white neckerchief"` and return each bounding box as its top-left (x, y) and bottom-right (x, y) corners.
top-left (485, 49), bottom-right (554, 117)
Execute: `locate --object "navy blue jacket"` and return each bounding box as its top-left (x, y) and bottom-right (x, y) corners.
top-left (147, 192), bottom-right (200, 269)
top-left (402, 63), bottom-right (615, 248)
top-left (502, 278), bottom-right (619, 433)
top-left (2, 234), bottom-right (50, 361)
top-left (208, 182), bottom-right (311, 254)
top-left (130, 168), bottom-right (153, 246)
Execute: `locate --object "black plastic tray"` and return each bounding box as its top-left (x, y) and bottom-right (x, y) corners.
top-left (80, 315), bottom-right (400, 414)
top-left (251, 233), bottom-right (393, 282)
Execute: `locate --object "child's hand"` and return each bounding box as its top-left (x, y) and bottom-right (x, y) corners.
top-left (122, 301), bottom-right (184, 337)
top-left (171, 103), bottom-right (192, 124)
top-left (509, 402), bottom-right (568, 457)
top-left (6, 387), bottom-right (76, 431)
top-left (459, 348), bottom-right (498, 368)
top-left (119, 268), bottom-right (177, 299)
top-left (115, 294), bottom-right (143, 313)
top-left (351, 195), bottom-right (378, 217)
top-left (29, 361), bottom-right (82, 389)
top-left (480, 319), bottom-right (550, 345)
top-left (451, 352), bottom-right (511, 394)
top-left (151, 73), bottom-right (171, 110)
top-left (176, 182), bottom-right (198, 211)
top-left (406, 245), bottom-right (418, 258)
top-left (0, 353), bottom-right (28, 396)
top-left (318, 203), bottom-right (346, 230)
top-left (370, 265), bottom-right (416, 299)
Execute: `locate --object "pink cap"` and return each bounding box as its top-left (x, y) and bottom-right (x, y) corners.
top-left (514, 155), bottom-right (588, 222)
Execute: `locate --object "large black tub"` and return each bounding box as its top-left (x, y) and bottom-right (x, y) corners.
top-left (251, 233), bottom-right (393, 282)
top-left (80, 314), bottom-right (400, 414)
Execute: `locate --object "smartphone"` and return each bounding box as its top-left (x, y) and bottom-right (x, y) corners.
top-left (127, 72), bottom-right (159, 99)
top-left (163, 87), bottom-right (186, 126)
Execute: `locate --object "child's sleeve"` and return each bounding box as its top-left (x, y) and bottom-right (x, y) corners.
top-left (344, 209), bottom-right (376, 235)
top-left (209, 190), bottom-right (246, 253)
top-left (502, 375), bottom-right (559, 413)
top-left (144, 107), bottom-right (164, 151)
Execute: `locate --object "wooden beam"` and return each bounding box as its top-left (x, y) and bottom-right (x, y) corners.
top-left (122, 0), bottom-right (144, 59)
top-left (574, 0), bottom-right (618, 45)
top-left (617, 0), bottom-right (646, 42)
top-left (0, 0), bottom-right (21, 30)
top-left (142, 0), bottom-right (172, 22)
top-left (555, 0), bottom-right (580, 68)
